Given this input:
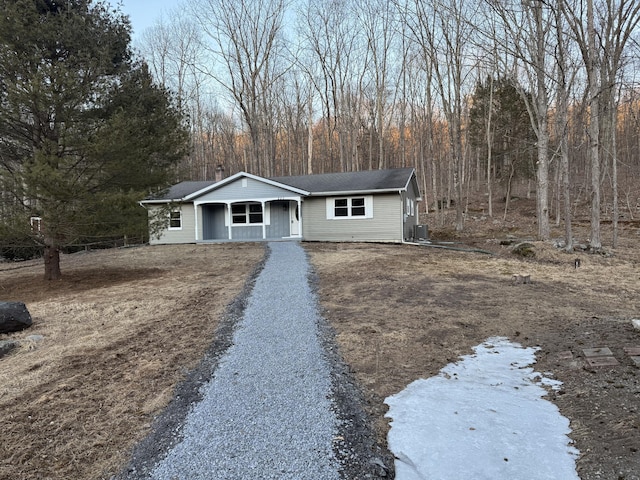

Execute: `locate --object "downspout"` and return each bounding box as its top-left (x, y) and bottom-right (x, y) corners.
top-left (139, 202), bottom-right (153, 244)
top-left (194, 203), bottom-right (199, 241)
top-left (400, 189), bottom-right (406, 243)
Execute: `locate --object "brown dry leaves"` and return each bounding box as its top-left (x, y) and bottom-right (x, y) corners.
top-left (1, 219), bottom-right (639, 479)
top-left (0, 244), bottom-right (264, 480)
top-left (306, 235), bottom-right (640, 479)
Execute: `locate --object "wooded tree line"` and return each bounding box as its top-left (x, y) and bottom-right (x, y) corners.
top-left (0, 0), bottom-right (188, 279)
top-left (142, 0), bottom-right (640, 249)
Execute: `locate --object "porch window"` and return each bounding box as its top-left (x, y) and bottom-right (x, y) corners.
top-left (169, 210), bottom-right (182, 229)
top-left (231, 203), bottom-right (263, 224)
top-left (327, 196), bottom-right (373, 219)
top-left (406, 198), bottom-right (415, 216)
top-left (30, 216), bottom-right (42, 234)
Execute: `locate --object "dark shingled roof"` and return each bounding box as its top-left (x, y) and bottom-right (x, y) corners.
top-left (147, 180), bottom-right (216, 201)
top-left (270, 167), bottom-right (415, 195)
top-left (143, 168), bottom-right (415, 202)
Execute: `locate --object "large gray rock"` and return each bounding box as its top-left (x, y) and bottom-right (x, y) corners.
top-left (0, 301), bottom-right (32, 334)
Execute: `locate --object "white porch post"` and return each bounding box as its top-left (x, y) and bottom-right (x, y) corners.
top-left (298, 199), bottom-right (303, 238)
top-left (194, 203), bottom-right (199, 241)
top-left (226, 202), bottom-right (232, 240)
top-left (261, 201), bottom-right (266, 239)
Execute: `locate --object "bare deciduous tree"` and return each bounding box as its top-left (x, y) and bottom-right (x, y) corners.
top-left (192, 0), bottom-right (289, 176)
top-left (401, 0), bottom-right (478, 231)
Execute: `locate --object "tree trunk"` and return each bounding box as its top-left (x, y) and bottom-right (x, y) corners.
top-left (536, 128), bottom-right (550, 240)
top-left (534, 1), bottom-right (550, 240)
top-left (454, 119), bottom-right (464, 231)
top-left (44, 244), bottom-right (61, 281)
top-left (555, 4), bottom-right (573, 252)
top-left (483, 74), bottom-right (495, 217)
top-left (307, 94), bottom-right (313, 175)
top-left (587, 0), bottom-right (602, 249)
top-left (611, 102), bottom-right (619, 248)
top-left (503, 161), bottom-right (515, 221)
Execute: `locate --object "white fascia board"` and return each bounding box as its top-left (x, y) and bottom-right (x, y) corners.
top-left (309, 188), bottom-right (403, 197)
top-left (405, 169), bottom-right (423, 201)
top-left (402, 168), bottom-right (416, 191)
top-left (183, 171), bottom-right (248, 200)
top-left (193, 196), bottom-right (301, 206)
top-left (183, 171), bottom-right (310, 201)
top-left (139, 198), bottom-right (184, 205)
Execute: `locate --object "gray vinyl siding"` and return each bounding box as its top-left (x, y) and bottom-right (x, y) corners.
top-left (148, 204), bottom-right (196, 245)
top-left (302, 194), bottom-right (402, 242)
top-left (402, 181), bottom-right (420, 241)
top-left (195, 177), bottom-right (298, 202)
top-left (202, 204), bottom-right (227, 240)
top-left (266, 201), bottom-right (291, 238)
top-left (230, 225), bottom-right (263, 240)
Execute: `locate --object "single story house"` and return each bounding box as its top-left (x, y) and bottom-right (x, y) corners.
top-left (140, 167), bottom-right (422, 244)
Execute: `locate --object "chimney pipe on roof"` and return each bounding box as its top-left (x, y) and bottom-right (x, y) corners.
top-left (215, 165), bottom-right (225, 182)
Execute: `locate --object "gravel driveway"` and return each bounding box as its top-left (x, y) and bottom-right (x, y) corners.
top-left (118, 242), bottom-right (390, 480)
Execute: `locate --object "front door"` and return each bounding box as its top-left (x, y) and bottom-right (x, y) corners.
top-left (266, 201), bottom-right (290, 238)
top-left (290, 201), bottom-right (300, 236)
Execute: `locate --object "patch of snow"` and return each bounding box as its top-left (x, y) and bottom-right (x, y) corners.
top-left (384, 337), bottom-right (580, 480)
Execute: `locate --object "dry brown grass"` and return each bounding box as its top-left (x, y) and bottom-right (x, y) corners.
top-left (0, 244), bottom-right (264, 480)
top-left (1, 204), bottom-right (639, 479)
top-left (306, 210), bottom-right (640, 480)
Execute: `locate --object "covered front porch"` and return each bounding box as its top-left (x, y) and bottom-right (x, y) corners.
top-left (194, 198), bottom-right (302, 242)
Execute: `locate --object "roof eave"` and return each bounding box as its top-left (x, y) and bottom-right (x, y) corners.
top-left (139, 198), bottom-right (188, 205)
top-left (183, 171), bottom-right (310, 200)
top-left (309, 188), bottom-right (405, 196)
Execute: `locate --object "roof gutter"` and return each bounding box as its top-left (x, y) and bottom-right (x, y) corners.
top-left (308, 187), bottom-right (405, 197)
top-left (139, 198), bottom-right (187, 205)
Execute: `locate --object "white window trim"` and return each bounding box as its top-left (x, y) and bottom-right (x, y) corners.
top-left (326, 196), bottom-right (373, 220)
top-left (224, 202), bottom-right (272, 227)
top-left (168, 210), bottom-right (182, 230)
top-left (30, 216), bottom-right (42, 233)
top-left (406, 197), bottom-right (415, 216)
top-left (229, 202), bottom-right (266, 226)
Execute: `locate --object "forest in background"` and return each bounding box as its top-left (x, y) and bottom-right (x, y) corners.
top-left (139, 0), bottom-right (640, 248)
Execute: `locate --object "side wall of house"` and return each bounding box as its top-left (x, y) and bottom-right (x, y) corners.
top-left (147, 203), bottom-right (196, 245)
top-left (302, 193), bottom-right (402, 242)
top-left (402, 179), bottom-right (421, 241)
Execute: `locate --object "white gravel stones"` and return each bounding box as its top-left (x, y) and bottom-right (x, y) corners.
top-left (151, 242), bottom-right (340, 480)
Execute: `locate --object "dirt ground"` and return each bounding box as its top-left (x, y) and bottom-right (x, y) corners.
top-left (306, 205), bottom-right (640, 480)
top-left (1, 199), bottom-right (639, 479)
top-left (0, 244), bottom-right (264, 480)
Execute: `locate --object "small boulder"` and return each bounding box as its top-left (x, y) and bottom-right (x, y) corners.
top-left (0, 301), bottom-right (32, 334)
top-left (511, 242), bottom-right (535, 258)
top-left (0, 340), bottom-right (18, 358)
top-left (24, 334), bottom-right (44, 343)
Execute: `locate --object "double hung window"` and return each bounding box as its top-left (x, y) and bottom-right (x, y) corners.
top-left (327, 196), bottom-right (372, 219)
top-left (30, 216), bottom-right (43, 234)
top-left (231, 203), bottom-right (263, 224)
top-left (169, 211), bottom-right (182, 229)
